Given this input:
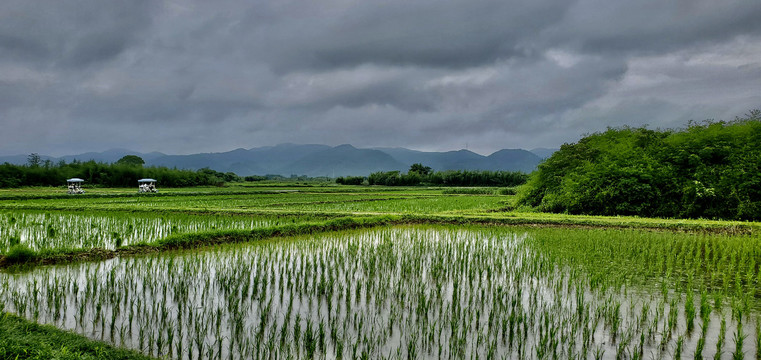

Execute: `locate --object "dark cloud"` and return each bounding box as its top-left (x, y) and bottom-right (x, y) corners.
top-left (0, 0), bottom-right (154, 68)
top-left (1, 0), bottom-right (760, 156)
top-left (548, 1), bottom-right (761, 56)
top-left (250, 0), bottom-right (570, 72)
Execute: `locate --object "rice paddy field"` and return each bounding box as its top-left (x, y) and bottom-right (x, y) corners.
top-left (1, 184), bottom-right (761, 359)
top-left (0, 210), bottom-right (314, 252)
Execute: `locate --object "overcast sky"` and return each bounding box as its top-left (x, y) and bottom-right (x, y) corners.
top-left (1, 0), bottom-right (760, 156)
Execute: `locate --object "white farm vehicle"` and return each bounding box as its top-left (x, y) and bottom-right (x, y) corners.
top-left (66, 178), bottom-right (85, 194)
top-left (138, 179), bottom-right (158, 193)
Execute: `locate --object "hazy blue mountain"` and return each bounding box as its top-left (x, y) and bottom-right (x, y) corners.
top-left (0, 154), bottom-right (52, 165)
top-left (2, 144), bottom-right (544, 176)
top-left (373, 147), bottom-right (433, 166)
top-left (249, 143), bottom-right (332, 173)
top-left (148, 144), bottom-right (333, 175)
top-left (286, 144), bottom-right (405, 177)
top-left (59, 149), bottom-right (167, 164)
top-left (148, 148), bottom-right (264, 174)
top-left (142, 152), bottom-right (168, 161)
top-left (529, 148), bottom-right (558, 159)
top-left (375, 147), bottom-right (540, 172)
top-left (434, 150), bottom-right (492, 170)
top-left (376, 148), bottom-right (486, 170)
top-left (486, 149), bottom-right (542, 172)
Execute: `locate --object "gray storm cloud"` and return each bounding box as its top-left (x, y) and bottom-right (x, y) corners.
top-left (0, 0), bottom-right (760, 156)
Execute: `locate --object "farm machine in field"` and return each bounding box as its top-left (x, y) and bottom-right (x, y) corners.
top-left (66, 178), bottom-right (85, 194)
top-left (138, 178), bottom-right (158, 193)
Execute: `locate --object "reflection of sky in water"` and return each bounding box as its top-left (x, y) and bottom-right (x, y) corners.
top-left (0, 211), bottom-right (279, 251)
top-left (0, 226), bottom-right (758, 359)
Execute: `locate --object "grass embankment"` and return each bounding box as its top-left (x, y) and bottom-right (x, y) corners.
top-left (0, 312), bottom-right (154, 360)
top-left (0, 216), bottom-right (395, 268)
top-left (2, 213), bottom-right (757, 269)
top-left (457, 211), bottom-right (759, 234)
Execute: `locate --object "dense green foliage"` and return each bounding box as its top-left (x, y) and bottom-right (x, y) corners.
top-left (115, 155), bottom-right (145, 167)
top-left (4, 244), bottom-right (35, 263)
top-left (368, 169), bottom-right (528, 187)
top-left (244, 175), bottom-right (268, 181)
top-left (0, 313), bottom-right (153, 360)
top-left (408, 163), bottom-right (432, 175)
top-left (0, 160), bottom-right (240, 188)
top-left (335, 176), bottom-right (365, 185)
top-left (519, 111), bottom-right (761, 220)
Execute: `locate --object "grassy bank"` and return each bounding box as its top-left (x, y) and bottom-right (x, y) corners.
top-left (0, 216), bottom-right (395, 268)
top-left (4, 225), bottom-right (760, 359)
top-left (2, 212), bottom-right (757, 269)
top-left (0, 312), bottom-right (154, 360)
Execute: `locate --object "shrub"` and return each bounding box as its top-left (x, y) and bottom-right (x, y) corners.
top-left (518, 111), bottom-right (761, 220)
top-left (369, 170), bottom-right (528, 187)
top-left (442, 188), bottom-right (494, 195)
top-left (336, 176), bottom-right (365, 185)
top-left (5, 244), bottom-right (36, 263)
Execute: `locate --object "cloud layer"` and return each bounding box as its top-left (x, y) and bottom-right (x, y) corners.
top-left (2, 0), bottom-right (760, 156)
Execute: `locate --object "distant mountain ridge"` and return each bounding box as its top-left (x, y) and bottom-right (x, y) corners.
top-left (1, 145), bottom-right (557, 176)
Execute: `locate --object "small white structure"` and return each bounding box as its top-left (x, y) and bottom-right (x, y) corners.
top-left (66, 178), bottom-right (85, 194)
top-left (138, 178), bottom-right (158, 193)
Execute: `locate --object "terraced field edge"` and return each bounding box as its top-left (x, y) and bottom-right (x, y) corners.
top-left (1, 214), bottom-right (756, 269)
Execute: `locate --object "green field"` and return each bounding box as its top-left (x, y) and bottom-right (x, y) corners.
top-left (1, 184), bottom-right (760, 359)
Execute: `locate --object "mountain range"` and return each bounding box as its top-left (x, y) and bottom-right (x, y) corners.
top-left (1, 144), bottom-right (556, 177)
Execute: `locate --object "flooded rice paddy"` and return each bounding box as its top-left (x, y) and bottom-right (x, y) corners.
top-left (0, 210), bottom-right (296, 252)
top-left (1, 226), bottom-right (760, 359)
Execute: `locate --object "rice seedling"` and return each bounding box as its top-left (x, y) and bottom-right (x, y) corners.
top-left (1, 222), bottom-right (759, 359)
top-left (0, 210), bottom-right (309, 252)
top-left (734, 323), bottom-right (746, 360)
top-left (717, 316), bottom-right (728, 360)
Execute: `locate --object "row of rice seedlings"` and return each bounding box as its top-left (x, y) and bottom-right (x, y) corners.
top-left (282, 196), bottom-right (504, 214)
top-left (1, 225), bottom-right (759, 359)
top-left (0, 193), bottom-right (421, 213)
top-left (1, 192), bottom-right (498, 215)
top-left (530, 228), bottom-right (761, 304)
top-left (0, 210), bottom-right (300, 252)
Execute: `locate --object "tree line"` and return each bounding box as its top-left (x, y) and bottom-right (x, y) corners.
top-left (518, 110), bottom-right (761, 220)
top-left (357, 166), bottom-right (528, 187)
top-left (0, 156), bottom-right (241, 188)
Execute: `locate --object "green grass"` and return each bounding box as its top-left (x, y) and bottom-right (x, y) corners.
top-left (0, 209), bottom-right (324, 253)
top-left (0, 312), bottom-right (154, 359)
top-left (2, 211), bottom-right (755, 269)
top-left (1, 184), bottom-right (758, 267)
top-left (2, 225), bottom-right (759, 359)
top-left (2, 185), bottom-right (756, 231)
top-left (0, 216), bottom-right (397, 268)
top-left (2, 185), bottom-right (761, 359)
top-left (4, 244), bottom-right (35, 264)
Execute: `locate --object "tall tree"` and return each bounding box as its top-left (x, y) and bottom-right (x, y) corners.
top-left (409, 163), bottom-right (432, 175)
top-left (116, 155), bottom-right (145, 167)
top-left (27, 153), bottom-right (41, 167)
